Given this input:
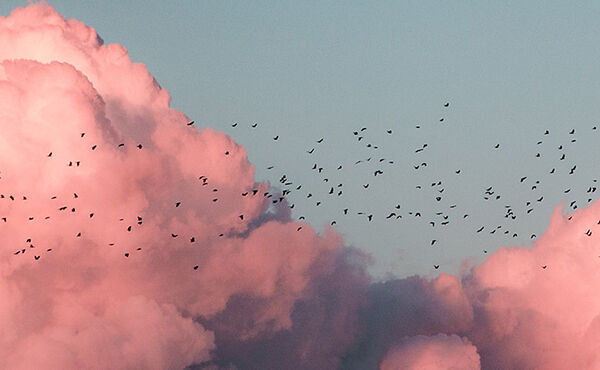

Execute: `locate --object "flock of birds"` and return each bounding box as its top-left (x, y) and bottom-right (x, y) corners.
top-left (6, 101), bottom-right (600, 272)
top-left (223, 102), bottom-right (600, 271)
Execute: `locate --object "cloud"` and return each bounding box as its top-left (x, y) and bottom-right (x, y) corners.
top-left (3, 3), bottom-right (600, 370)
top-left (464, 202), bottom-right (600, 369)
top-left (0, 4), bottom-right (359, 369)
top-left (379, 334), bottom-right (480, 370)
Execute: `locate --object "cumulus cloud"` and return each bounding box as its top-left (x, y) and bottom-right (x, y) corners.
top-left (3, 3), bottom-right (600, 370)
top-left (0, 4), bottom-right (361, 369)
top-left (379, 334), bottom-right (480, 370)
top-left (464, 202), bottom-right (600, 369)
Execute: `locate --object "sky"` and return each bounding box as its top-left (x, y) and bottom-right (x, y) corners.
top-left (1, 1), bottom-right (599, 278)
top-left (3, 2), bottom-right (600, 369)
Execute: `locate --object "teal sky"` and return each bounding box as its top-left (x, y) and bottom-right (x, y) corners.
top-left (4, 1), bottom-right (600, 278)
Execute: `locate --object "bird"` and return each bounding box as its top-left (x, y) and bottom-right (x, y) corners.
top-left (175, 202), bottom-right (181, 207)
top-left (187, 121), bottom-right (194, 126)
top-left (251, 123), bottom-right (258, 128)
top-left (231, 122), bottom-right (238, 127)
top-left (434, 265), bottom-right (440, 269)
top-left (273, 135), bottom-right (279, 140)
top-left (444, 102), bottom-right (449, 107)
top-left (386, 130), bottom-right (392, 134)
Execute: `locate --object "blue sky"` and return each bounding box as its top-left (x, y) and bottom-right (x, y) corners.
top-left (3, 1), bottom-right (600, 278)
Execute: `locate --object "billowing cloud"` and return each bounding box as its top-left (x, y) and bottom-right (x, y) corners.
top-left (3, 3), bottom-right (600, 370)
top-left (464, 202), bottom-right (600, 369)
top-left (379, 334), bottom-right (480, 370)
top-left (0, 4), bottom-right (362, 369)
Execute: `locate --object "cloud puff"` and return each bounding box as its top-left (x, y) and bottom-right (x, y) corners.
top-left (379, 334), bottom-right (480, 370)
top-left (464, 202), bottom-right (600, 369)
top-left (0, 4), bottom-right (359, 369)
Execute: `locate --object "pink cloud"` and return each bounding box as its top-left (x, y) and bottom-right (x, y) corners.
top-left (379, 334), bottom-right (480, 370)
top-left (465, 202), bottom-right (600, 369)
top-left (0, 4), bottom-right (357, 368)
